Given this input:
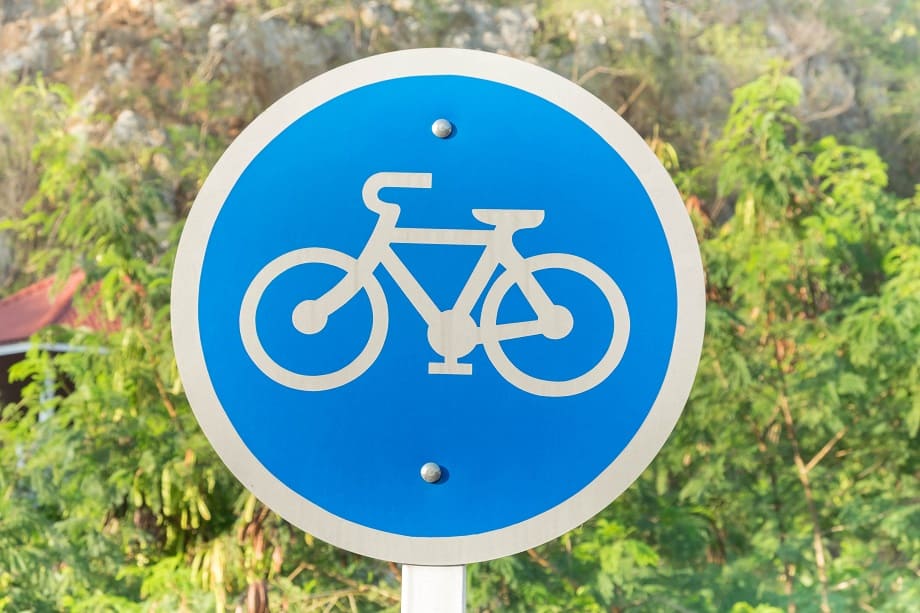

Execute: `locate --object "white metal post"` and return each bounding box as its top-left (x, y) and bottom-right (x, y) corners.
top-left (401, 565), bottom-right (466, 613)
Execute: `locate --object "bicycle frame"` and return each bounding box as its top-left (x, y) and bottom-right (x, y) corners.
top-left (313, 173), bottom-right (559, 349)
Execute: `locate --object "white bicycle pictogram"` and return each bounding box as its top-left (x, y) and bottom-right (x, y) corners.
top-left (239, 172), bottom-right (630, 397)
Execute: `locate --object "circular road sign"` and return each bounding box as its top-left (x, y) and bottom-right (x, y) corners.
top-left (171, 48), bottom-right (705, 565)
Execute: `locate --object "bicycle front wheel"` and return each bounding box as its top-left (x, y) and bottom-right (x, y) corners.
top-left (480, 253), bottom-right (629, 397)
top-left (239, 247), bottom-right (388, 391)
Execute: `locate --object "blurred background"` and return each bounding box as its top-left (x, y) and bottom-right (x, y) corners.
top-left (0, 1), bottom-right (917, 611)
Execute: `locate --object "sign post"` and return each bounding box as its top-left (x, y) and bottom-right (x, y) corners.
top-left (401, 566), bottom-right (466, 613)
top-left (172, 48), bottom-right (705, 609)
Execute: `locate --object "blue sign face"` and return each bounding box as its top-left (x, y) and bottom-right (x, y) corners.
top-left (172, 49), bottom-right (704, 565)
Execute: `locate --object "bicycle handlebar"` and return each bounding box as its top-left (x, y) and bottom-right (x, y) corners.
top-left (362, 172), bottom-right (433, 216)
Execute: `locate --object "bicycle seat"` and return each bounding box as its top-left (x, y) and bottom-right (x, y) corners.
top-left (471, 209), bottom-right (545, 229)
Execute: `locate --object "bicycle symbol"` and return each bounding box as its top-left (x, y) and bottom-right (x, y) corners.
top-left (239, 172), bottom-right (630, 397)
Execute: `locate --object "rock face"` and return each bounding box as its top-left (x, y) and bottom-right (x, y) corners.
top-left (0, 0), bottom-right (915, 192)
top-left (0, 1), bottom-right (874, 120)
top-left (0, 0), bottom-right (543, 118)
top-left (0, 1), bottom-right (540, 80)
top-left (214, 13), bottom-right (340, 106)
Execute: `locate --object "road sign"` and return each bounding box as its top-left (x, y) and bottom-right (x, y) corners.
top-left (171, 48), bottom-right (705, 566)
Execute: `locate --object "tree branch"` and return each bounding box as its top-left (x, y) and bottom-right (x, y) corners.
top-left (803, 81), bottom-right (856, 123)
top-left (617, 79), bottom-right (650, 115)
top-left (576, 66), bottom-right (637, 86)
top-left (526, 548), bottom-right (578, 592)
top-left (289, 561), bottom-right (399, 604)
top-left (805, 428), bottom-right (848, 474)
top-left (777, 388), bottom-right (831, 613)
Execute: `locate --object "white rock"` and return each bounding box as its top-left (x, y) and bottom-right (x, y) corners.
top-left (109, 110), bottom-right (145, 146)
top-left (208, 23), bottom-right (229, 52)
top-left (437, 1), bottom-right (538, 56)
top-left (105, 61), bottom-right (129, 83)
top-left (177, 0), bottom-right (218, 29)
top-left (152, 1), bottom-right (177, 30)
top-left (77, 86), bottom-right (105, 117)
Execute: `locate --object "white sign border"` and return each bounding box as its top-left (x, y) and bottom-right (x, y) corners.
top-left (171, 48), bottom-right (705, 565)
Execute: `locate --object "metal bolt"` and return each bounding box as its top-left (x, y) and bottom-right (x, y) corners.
top-left (431, 118), bottom-right (453, 139)
top-left (420, 462), bottom-right (442, 483)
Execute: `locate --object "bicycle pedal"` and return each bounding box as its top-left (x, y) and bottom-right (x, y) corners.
top-left (428, 362), bottom-right (473, 375)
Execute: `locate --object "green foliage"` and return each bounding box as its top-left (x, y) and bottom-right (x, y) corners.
top-left (822, 0), bottom-right (920, 196)
top-left (0, 75), bottom-right (76, 287)
top-left (1, 21), bottom-right (918, 613)
top-left (669, 68), bottom-right (919, 612)
top-left (0, 77), bottom-right (399, 611)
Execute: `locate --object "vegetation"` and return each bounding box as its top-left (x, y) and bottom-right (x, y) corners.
top-left (1, 1), bottom-right (918, 611)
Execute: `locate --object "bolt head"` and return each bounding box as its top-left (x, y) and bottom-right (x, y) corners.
top-left (420, 462), bottom-right (442, 483)
top-left (431, 118), bottom-right (453, 139)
